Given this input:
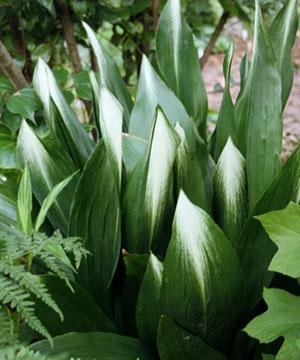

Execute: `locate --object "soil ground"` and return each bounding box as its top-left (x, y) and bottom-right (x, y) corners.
top-left (202, 19), bottom-right (300, 159)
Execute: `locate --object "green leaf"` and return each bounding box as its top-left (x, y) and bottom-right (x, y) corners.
top-left (214, 138), bottom-right (248, 249)
top-left (156, 0), bottom-right (207, 139)
top-left (36, 0), bottom-right (56, 16)
top-left (213, 42), bottom-right (235, 160)
top-left (35, 171), bottom-right (79, 232)
top-left (136, 253), bottom-right (163, 343)
top-left (0, 125), bottom-right (18, 169)
top-left (269, 0), bottom-right (298, 109)
top-left (124, 108), bottom-right (179, 254)
top-left (17, 121), bottom-right (77, 234)
top-left (33, 59), bottom-right (94, 168)
top-left (245, 288), bottom-right (300, 360)
top-left (128, 55), bottom-right (193, 144)
top-left (98, 87), bottom-right (122, 189)
top-left (157, 315), bottom-right (227, 360)
top-left (234, 0), bottom-right (282, 210)
top-left (17, 165), bottom-right (32, 234)
top-left (30, 332), bottom-right (155, 359)
top-left (83, 22), bottom-right (133, 129)
top-left (175, 123), bottom-right (214, 214)
top-left (238, 145), bottom-right (300, 312)
top-left (69, 141), bottom-right (121, 311)
top-left (35, 276), bottom-right (116, 336)
top-left (122, 134), bottom-right (147, 177)
top-left (161, 191), bottom-right (244, 351)
top-left (7, 87), bottom-right (41, 123)
top-left (0, 179), bottom-right (17, 227)
top-left (256, 202), bottom-right (300, 278)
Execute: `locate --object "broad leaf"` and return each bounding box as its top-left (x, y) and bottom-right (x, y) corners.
top-left (213, 42), bottom-right (235, 160)
top-left (35, 171), bottom-right (79, 232)
top-left (35, 276), bottom-right (116, 336)
top-left (98, 87), bottom-right (122, 188)
top-left (239, 145), bottom-right (300, 312)
top-left (156, 0), bottom-right (207, 139)
top-left (7, 87), bottom-right (41, 123)
top-left (33, 59), bottom-right (94, 168)
top-left (83, 22), bottom-right (133, 128)
top-left (175, 123), bottom-right (214, 214)
top-left (128, 55), bottom-right (193, 143)
top-left (122, 134), bottom-right (147, 176)
top-left (0, 179), bottom-right (17, 227)
top-left (69, 141), bottom-right (121, 312)
top-left (235, 0), bottom-right (282, 210)
top-left (0, 125), bottom-right (18, 169)
top-left (214, 138), bottom-right (248, 249)
top-left (157, 315), bottom-right (227, 360)
top-left (245, 288), bottom-right (300, 360)
top-left (269, 0), bottom-right (298, 109)
top-left (161, 191), bottom-right (244, 351)
top-left (256, 202), bottom-right (300, 279)
top-left (123, 108), bottom-right (179, 254)
top-left (17, 121), bottom-right (77, 234)
top-left (30, 332), bottom-right (155, 359)
top-left (136, 253), bottom-right (163, 343)
top-left (17, 165), bottom-right (32, 234)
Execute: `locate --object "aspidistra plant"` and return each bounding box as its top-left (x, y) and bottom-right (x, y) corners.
top-left (2, 0), bottom-right (299, 358)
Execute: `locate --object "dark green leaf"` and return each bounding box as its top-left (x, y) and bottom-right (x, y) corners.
top-left (156, 0), bottom-right (207, 139)
top-left (124, 108), bottom-right (179, 254)
top-left (30, 332), bottom-right (155, 359)
top-left (214, 138), bottom-right (248, 249)
top-left (161, 191), bottom-right (244, 351)
top-left (136, 253), bottom-right (163, 343)
top-left (69, 142), bottom-right (121, 312)
top-left (33, 59), bottom-right (94, 168)
top-left (0, 125), bottom-right (18, 169)
top-left (17, 121), bottom-right (77, 234)
top-left (269, 0), bottom-right (298, 109)
top-left (235, 0), bottom-right (282, 210)
top-left (83, 22), bottom-right (133, 129)
top-left (35, 276), bottom-right (116, 336)
top-left (157, 315), bottom-right (227, 360)
top-left (213, 42), bottom-right (235, 159)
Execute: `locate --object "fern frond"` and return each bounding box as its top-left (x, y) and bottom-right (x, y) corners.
top-left (0, 274), bottom-right (52, 346)
top-left (0, 306), bottom-right (16, 345)
top-left (0, 262), bottom-right (63, 321)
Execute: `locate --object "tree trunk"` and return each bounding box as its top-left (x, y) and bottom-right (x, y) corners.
top-left (7, 13), bottom-right (32, 81)
top-left (55, 0), bottom-right (82, 73)
top-left (0, 38), bottom-right (27, 90)
top-left (200, 11), bottom-right (230, 69)
top-left (151, 0), bottom-right (160, 29)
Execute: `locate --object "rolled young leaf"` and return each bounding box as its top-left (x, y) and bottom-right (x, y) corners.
top-left (33, 58), bottom-right (94, 168)
top-left (235, 0), bottom-right (282, 210)
top-left (136, 253), bottom-right (163, 344)
top-left (83, 22), bottom-right (133, 128)
top-left (213, 42), bottom-right (235, 160)
top-left (17, 121), bottom-right (77, 234)
top-left (30, 332), bottom-right (155, 359)
top-left (269, 0), bottom-right (298, 110)
top-left (17, 165), bottom-right (32, 234)
top-left (214, 137), bottom-right (248, 249)
top-left (69, 141), bottom-right (121, 313)
top-left (124, 107), bottom-right (179, 254)
top-left (128, 55), bottom-right (194, 144)
top-left (157, 315), bottom-right (227, 360)
top-left (156, 0), bottom-right (207, 139)
top-left (161, 191), bottom-right (244, 351)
